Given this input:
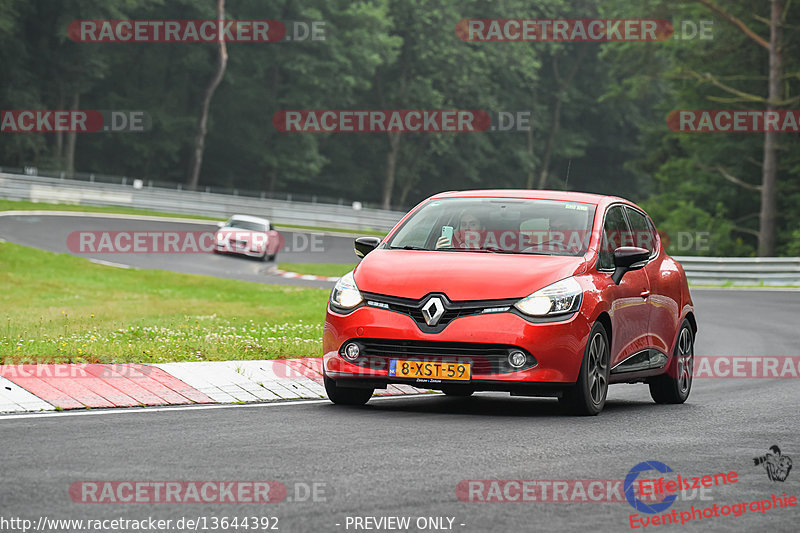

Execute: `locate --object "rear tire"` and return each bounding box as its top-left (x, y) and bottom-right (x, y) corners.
top-left (649, 320), bottom-right (694, 404)
top-left (324, 375), bottom-right (373, 406)
top-left (559, 322), bottom-right (610, 416)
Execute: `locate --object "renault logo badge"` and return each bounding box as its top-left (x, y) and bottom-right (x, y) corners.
top-left (421, 297), bottom-right (445, 326)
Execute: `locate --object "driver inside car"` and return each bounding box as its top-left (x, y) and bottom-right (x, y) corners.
top-left (435, 212), bottom-right (485, 249)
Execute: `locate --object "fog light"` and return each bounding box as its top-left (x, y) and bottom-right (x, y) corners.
top-left (343, 342), bottom-right (360, 361)
top-left (508, 350), bottom-right (526, 368)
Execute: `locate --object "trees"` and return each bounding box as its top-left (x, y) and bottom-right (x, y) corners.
top-left (186, 0), bottom-right (227, 190)
top-left (694, 0), bottom-right (787, 255)
top-left (599, 0), bottom-right (799, 256)
top-left (0, 0), bottom-right (797, 255)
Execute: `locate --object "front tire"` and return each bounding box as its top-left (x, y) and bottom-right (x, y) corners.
top-left (324, 375), bottom-right (373, 406)
top-left (441, 387), bottom-right (474, 397)
top-left (649, 320), bottom-right (694, 404)
top-left (560, 322), bottom-right (610, 416)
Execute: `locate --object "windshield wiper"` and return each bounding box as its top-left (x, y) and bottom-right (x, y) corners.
top-left (388, 245), bottom-right (429, 250)
top-left (446, 247), bottom-right (550, 255)
top-left (444, 247), bottom-right (512, 253)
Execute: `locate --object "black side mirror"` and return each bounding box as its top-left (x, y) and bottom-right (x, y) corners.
top-left (354, 236), bottom-right (382, 258)
top-left (611, 246), bottom-right (650, 285)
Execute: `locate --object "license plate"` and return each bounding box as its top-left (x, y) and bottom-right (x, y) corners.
top-left (388, 360), bottom-right (471, 381)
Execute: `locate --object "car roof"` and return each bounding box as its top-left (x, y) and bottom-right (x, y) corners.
top-left (429, 189), bottom-right (630, 207)
top-left (228, 214), bottom-right (270, 224)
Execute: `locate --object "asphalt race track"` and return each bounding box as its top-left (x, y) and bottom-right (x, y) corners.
top-left (1, 213), bottom-right (799, 532)
top-left (0, 213), bottom-right (361, 287)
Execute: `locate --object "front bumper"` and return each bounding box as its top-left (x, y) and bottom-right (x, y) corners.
top-left (323, 303), bottom-right (593, 390)
top-left (215, 241), bottom-right (264, 257)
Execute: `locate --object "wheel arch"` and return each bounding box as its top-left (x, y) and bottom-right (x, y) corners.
top-left (684, 311), bottom-right (698, 336)
top-left (595, 311), bottom-right (612, 349)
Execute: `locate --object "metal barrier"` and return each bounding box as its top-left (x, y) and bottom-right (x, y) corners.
top-left (0, 172), bottom-right (404, 232)
top-left (2, 172), bottom-right (798, 284)
top-left (674, 256), bottom-right (800, 285)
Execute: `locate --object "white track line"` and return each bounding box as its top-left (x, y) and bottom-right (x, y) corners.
top-left (0, 394), bottom-right (437, 421)
top-left (88, 258), bottom-right (131, 268)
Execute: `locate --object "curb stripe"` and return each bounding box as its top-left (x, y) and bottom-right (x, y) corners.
top-left (0, 358), bottom-right (430, 414)
top-left (270, 268), bottom-right (340, 282)
top-left (0, 376), bottom-right (55, 412)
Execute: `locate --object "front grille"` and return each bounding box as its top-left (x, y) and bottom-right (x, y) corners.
top-left (341, 338), bottom-right (536, 374)
top-left (362, 292), bottom-right (519, 333)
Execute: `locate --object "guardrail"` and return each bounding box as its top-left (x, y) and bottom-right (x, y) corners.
top-left (674, 256), bottom-right (800, 286)
top-left (0, 172), bottom-right (404, 232)
top-left (2, 172), bottom-right (797, 284)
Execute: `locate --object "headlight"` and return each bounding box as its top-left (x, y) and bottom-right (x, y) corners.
top-left (330, 271), bottom-right (363, 310)
top-left (216, 233), bottom-right (225, 241)
top-left (515, 277), bottom-right (582, 317)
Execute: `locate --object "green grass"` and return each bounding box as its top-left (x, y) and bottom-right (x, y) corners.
top-left (0, 198), bottom-right (388, 235)
top-left (0, 241), bottom-right (330, 363)
top-left (277, 263), bottom-right (357, 277)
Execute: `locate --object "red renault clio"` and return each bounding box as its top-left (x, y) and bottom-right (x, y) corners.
top-left (322, 190), bottom-right (696, 415)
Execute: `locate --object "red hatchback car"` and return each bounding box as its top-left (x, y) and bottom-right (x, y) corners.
top-left (323, 190), bottom-right (696, 415)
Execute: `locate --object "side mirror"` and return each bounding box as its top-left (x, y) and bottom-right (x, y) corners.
top-left (216, 221), bottom-right (225, 228)
top-left (611, 246), bottom-right (649, 285)
top-left (354, 236), bottom-right (382, 258)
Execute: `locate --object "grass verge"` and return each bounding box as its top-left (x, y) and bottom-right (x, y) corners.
top-left (277, 263), bottom-right (357, 277)
top-left (0, 241), bottom-right (329, 363)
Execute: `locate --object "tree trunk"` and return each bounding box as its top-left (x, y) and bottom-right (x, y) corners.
top-left (525, 98), bottom-right (536, 188)
top-left (537, 98), bottom-right (561, 189)
top-left (268, 168), bottom-right (277, 195)
top-left (758, 0), bottom-right (783, 257)
top-left (536, 48), bottom-right (587, 190)
top-left (55, 90), bottom-right (64, 170)
top-left (382, 131), bottom-right (401, 210)
top-left (398, 173), bottom-right (415, 207)
top-left (65, 91), bottom-right (79, 178)
top-left (186, 0), bottom-right (228, 190)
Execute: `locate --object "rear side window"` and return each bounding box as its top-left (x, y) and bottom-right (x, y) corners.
top-left (624, 207), bottom-right (657, 257)
top-left (599, 206), bottom-right (631, 270)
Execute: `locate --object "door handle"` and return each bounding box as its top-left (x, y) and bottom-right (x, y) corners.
top-left (640, 289), bottom-right (650, 299)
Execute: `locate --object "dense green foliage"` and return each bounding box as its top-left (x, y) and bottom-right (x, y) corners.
top-left (1, 0), bottom-right (798, 255)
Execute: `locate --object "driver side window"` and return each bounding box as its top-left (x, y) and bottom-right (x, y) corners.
top-left (598, 206), bottom-right (631, 270)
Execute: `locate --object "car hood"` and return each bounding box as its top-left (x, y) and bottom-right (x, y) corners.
top-left (354, 249), bottom-right (587, 301)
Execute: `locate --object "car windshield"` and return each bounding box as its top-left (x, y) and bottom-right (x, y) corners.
top-left (226, 220), bottom-right (267, 231)
top-left (387, 198), bottom-right (597, 256)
